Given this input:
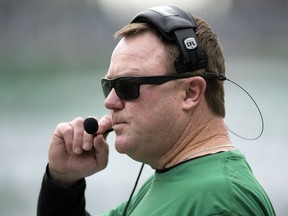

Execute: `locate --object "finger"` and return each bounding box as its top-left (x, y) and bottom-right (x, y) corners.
top-left (69, 117), bottom-right (85, 154)
top-left (82, 116), bottom-right (98, 150)
top-left (82, 130), bottom-right (94, 151)
top-left (93, 135), bottom-right (109, 170)
top-left (97, 115), bottom-right (113, 135)
top-left (54, 122), bottom-right (74, 153)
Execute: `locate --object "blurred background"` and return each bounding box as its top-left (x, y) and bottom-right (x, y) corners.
top-left (0, 0), bottom-right (287, 215)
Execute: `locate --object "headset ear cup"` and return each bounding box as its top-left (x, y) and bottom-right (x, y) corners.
top-left (131, 4), bottom-right (207, 73)
top-left (173, 28), bottom-right (207, 72)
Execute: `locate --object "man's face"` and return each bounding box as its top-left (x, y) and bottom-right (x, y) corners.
top-left (104, 32), bottom-right (187, 167)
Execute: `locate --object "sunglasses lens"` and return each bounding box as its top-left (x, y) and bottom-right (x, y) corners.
top-left (115, 80), bottom-right (139, 100)
top-left (101, 78), bottom-right (139, 100)
top-left (101, 79), bottom-right (112, 98)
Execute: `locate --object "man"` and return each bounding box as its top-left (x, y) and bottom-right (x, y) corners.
top-left (37, 5), bottom-right (275, 216)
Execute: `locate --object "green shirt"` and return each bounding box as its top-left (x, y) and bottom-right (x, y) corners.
top-left (101, 150), bottom-right (275, 216)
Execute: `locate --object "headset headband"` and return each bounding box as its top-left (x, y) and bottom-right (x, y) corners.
top-left (131, 5), bottom-right (207, 73)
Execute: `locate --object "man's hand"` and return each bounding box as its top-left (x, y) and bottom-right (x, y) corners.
top-left (48, 116), bottom-right (111, 187)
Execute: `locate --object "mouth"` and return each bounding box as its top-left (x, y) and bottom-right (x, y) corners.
top-left (113, 121), bottom-right (126, 126)
top-left (112, 118), bottom-right (126, 126)
top-left (112, 114), bottom-right (127, 130)
top-left (112, 122), bottom-right (127, 133)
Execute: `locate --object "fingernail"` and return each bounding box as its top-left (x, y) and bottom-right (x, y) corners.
top-left (74, 146), bottom-right (82, 154)
top-left (83, 142), bottom-right (91, 150)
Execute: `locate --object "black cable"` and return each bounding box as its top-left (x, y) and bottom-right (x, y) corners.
top-left (122, 163), bottom-right (145, 216)
top-left (203, 72), bottom-right (264, 140)
top-left (226, 78), bottom-right (264, 140)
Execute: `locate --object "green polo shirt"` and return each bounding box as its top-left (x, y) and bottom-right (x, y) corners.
top-left (101, 150), bottom-right (275, 216)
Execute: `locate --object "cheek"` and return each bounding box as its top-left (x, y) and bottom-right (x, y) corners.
top-left (115, 89), bottom-right (184, 160)
top-left (133, 90), bottom-right (183, 138)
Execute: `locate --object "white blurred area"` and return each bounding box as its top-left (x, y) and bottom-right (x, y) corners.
top-left (95, 0), bottom-right (234, 17)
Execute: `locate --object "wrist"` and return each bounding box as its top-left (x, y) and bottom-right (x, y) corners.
top-left (48, 166), bottom-right (82, 188)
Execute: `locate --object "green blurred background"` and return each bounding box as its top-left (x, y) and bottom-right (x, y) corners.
top-left (1, 0), bottom-right (287, 215)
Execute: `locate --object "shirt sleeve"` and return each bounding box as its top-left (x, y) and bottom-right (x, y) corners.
top-left (37, 165), bottom-right (91, 216)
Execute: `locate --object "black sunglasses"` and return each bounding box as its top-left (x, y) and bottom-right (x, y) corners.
top-left (101, 73), bottom-right (197, 100)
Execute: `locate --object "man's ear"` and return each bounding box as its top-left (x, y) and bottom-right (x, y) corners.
top-left (182, 77), bottom-right (206, 111)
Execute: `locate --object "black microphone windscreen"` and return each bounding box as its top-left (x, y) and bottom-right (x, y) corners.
top-left (83, 117), bottom-right (99, 135)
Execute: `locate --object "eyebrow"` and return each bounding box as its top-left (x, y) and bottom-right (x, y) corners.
top-left (105, 71), bottom-right (170, 79)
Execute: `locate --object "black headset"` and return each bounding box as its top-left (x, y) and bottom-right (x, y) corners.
top-left (131, 4), bottom-right (207, 74)
top-left (131, 5), bottom-right (263, 140)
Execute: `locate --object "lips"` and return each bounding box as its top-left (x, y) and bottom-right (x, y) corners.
top-left (112, 122), bottom-right (127, 134)
top-left (113, 121), bottom-right (126, 127)
top-left (112, 114), bottom-right (125, 124)
top-left (112, 113), bottom-right (128, 130)
top-left (112, 118), bottom-right (127, 127)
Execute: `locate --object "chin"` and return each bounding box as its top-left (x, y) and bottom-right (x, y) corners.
top-left (115, 139), bottom-right (131, 154)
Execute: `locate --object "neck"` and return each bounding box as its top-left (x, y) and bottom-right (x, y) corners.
top-left (158, 116), bottom-right (234, 169)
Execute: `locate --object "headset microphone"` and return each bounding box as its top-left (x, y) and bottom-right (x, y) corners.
top-left (83, 117), bottom-right (113, 136)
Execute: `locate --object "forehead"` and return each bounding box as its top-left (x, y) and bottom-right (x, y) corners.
top-left (107, 31), bottom-right (168, 77)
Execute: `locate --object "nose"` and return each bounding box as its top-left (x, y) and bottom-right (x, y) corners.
top-left (104, 88), bottom-right (124, 110)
